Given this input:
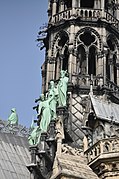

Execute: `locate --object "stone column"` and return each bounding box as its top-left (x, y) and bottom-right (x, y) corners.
top-left (109, 59), bottom-right (114, 82)
top-left (103, 46), bottom-right (108, 85)
top-left (83, 136), bottom-right (88, 152)
top-left (29, 146), bottom-right (38, 164)
top-left (116, 65), bottom-right (119, 85)
top-left (101, 0), bottom-right (105, 17)
top-left (86, 49), bottom-right (89, 75)
top-left (78, 0), bottom-right (80, 7)
top-left (52, 0), bottom-right (57, 16)
top-left (103, 54), bottom-right (106, 85)
top-left (97, 54), bottom-right (103, 76)
top-left (101, 0), bottom-right (104, 9)
top-left (60, 0), bottom-right (64, 12)
top-left (72, 0), bottom-right (77, 7)
top-left (46, 61), bottom-right (50, 90)
top-left (68, 24), bottom-right (75, 81)
top-left (116, 0), bottom-right (119, 19)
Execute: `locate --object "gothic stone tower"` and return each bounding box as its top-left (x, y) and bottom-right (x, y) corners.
top-left (28, 0), bottom-right (119, 179)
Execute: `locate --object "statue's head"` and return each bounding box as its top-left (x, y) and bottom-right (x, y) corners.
top-left (11, 108), bottom-right (16, 113)
top-left (50, 80), bottom-right (55, 88)
top-left (40, 94), bottom-right (45, 101)
top-left (60, 70), bottom-right (66, 77)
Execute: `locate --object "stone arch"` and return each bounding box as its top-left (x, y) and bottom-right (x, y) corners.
top-left (74, 27), bottom-right (102, 53)
top-left (51, 30), bottom-right (69, 57)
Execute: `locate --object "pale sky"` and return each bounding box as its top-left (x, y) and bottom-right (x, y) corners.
top-left (0, 0), bottom-right (48, 127)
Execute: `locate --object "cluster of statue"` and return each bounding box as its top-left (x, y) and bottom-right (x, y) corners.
top-left (8, 108), bottom-right (18, 125)
top-left (28, 70), bottom-right (69, 146)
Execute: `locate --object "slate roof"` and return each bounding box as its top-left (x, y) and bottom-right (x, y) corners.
top-left (0, 121), bottom-right (31, 179)
top-left (90, 95), bottom-right (119, 123)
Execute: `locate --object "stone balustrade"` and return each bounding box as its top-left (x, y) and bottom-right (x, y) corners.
top-left (85, 137), bottom-right (119, 164)
top-left (105, 12), bottom-right (119, 30)
top-left (51, 8), bottom-right (102, 24)
top-left (72, 74), bottom-right (103, 87)
top-left (106, 78), bottom-right (119, 98)
top-left (50, 8), bottom-right (119, 32)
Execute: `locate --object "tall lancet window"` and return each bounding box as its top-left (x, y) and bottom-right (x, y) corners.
top-left (77, 46), bottom-right (86, 74)
top-left (78, 30), bottom-right (97, 76)
top-left (53, 31), bottom-right (69, 79)
top-left (55, 52), bottom-right (60, 80)
top-left (106, 36), bottom-right (117, 84)
top-left (62, 47), bottom-right (69, 71)
top-left (88, 47), bottom-right (96, 76)
top-left (113, 54), bottom-right (117, 84)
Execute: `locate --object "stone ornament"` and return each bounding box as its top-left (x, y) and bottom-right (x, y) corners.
top-left (62, 144), bottom-right (82, 156)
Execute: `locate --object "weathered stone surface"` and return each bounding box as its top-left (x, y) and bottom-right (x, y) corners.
top-left (51, 154), bottom-right (99, 179)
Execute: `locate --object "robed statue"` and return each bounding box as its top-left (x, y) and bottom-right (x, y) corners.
top-left (38, 93), bottom-right (52, 132)
top-left (48, 80), bottom-right (58, 120)
top-left (8, 108), bottom-right (18, 125)
top-left (57, 70), bottom-right (69, 107)
top-left (28, 120), bottom-right (41, 145)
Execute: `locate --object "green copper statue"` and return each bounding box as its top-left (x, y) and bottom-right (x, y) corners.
top-left (28, 93), bottom-right (54, 146)
top-left (57, 70), bottom-right (69, 107)
top-left (28, 120), bottom-right (41, 145)
top-left (38, 93), bottom-right (52, 132)
top-left (48, 80), bottom-right (58, 120)
top-left (8, 108), bottom-right (18, 125)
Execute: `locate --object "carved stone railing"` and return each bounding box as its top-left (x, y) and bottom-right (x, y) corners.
top-left (0, 120), bottom-right (29, 137)
top-left (72, 74), bottom-right (103, 87)
top-left (50, 8), bottom-right (119, 33)
top-left (51, 8), bottom-right (102, 24)
top-left (105, 11), bottom-right (119, 31)
top-left (106, 78), bottom-right (119, 98)
top-left (85, 137), bottom-right (119, 164)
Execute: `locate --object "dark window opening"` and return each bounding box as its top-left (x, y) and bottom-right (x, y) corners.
top-left (77, 46), bottom-right (86, 74)
top-left (80, 31), bottom-right (95, 46)
top-left (80, 0), bottom-right (94, 8)
top-left (62, 47), bottom-right (69, 71)
top-left (88, 47), bottom-right (96, 76)
top-left (105, 0), bottom-right (109, 10)
top-left (114, 54), bottom-right (117, 84)
top-left (55, 52), bottom-right (60, 80)
top-left (106, 53), bottom-right (110, 80)
top-left (58, 34), bottom-right (68, 47)
top-left (107, 39), bottom-right (115, 51)
top-left (64, 0), bottom-right (72, 9)
top-left (56, 0), bottom-right (60, 13)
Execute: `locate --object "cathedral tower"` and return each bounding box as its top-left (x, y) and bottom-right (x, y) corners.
top-left (28, 0), bottom-right (119, 178)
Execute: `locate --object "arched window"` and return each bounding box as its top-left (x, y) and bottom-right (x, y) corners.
top-left (77, 46), bottom-right (86, 74)
top-left (106, 37), bottom-right (117, 84)
top-left (88, 47), bottom-right (96, 76)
